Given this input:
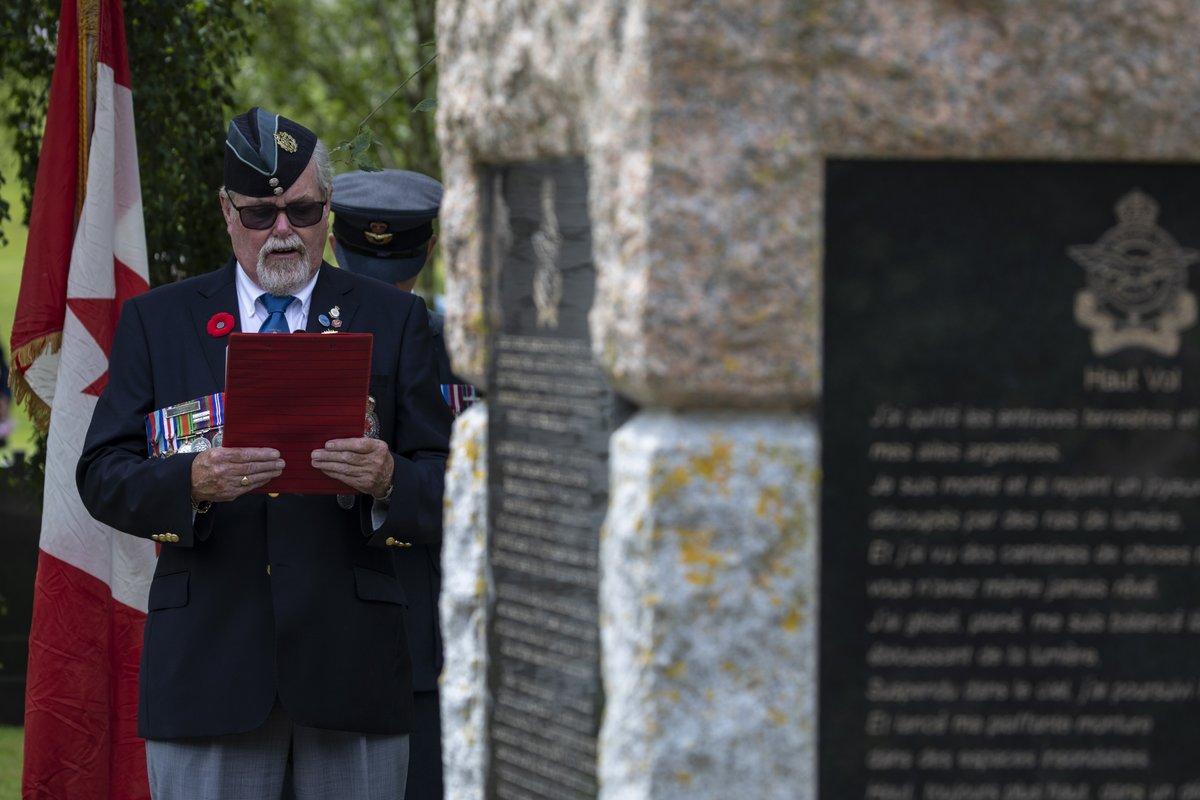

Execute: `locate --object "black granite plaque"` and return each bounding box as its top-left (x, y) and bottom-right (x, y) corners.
top-left (822, 160), bottom-right (1200, 800)
top-left (484, 158), bottom-right (623, 800)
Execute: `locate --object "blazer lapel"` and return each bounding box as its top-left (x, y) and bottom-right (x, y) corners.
top-left (306, 263), bottom-right (360, 333)
top-left (189, 260), bottom-right (241, 391)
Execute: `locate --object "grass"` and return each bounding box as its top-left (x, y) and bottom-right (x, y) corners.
top-left (0, 725), bottom-right (20, 798)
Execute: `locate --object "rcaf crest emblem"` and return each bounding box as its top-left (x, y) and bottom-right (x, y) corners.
top-left (1068, 189), bottom-right (1200, 356)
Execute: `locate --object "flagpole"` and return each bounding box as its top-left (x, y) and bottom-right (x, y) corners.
top-left (78, 0), bottom-right (98, 218)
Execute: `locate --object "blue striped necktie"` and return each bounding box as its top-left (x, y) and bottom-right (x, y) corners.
top-left (258, 294), bottom-right (296, 334)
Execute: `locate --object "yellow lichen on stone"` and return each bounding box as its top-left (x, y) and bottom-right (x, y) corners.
top-left (691, 435), bottom-right (733, 489)
top-left (768, 707), bottom-right (788, 726)
top-left (652, 464), bottom-right (692, 501)
top-left (678, 527), bottom-right (725, 586)
top-left (675, 772), bottom-right (693, 785)
top-left (679, 529), bottom-right (723, 568)
top-left (757, 484), bottom-right (783, 518)
top-left (782, 599), bottom-right (807, 633)
top-left (665, 661), bottom-right (687, 680)
top-left (466, 308), bottom-right (486, 336)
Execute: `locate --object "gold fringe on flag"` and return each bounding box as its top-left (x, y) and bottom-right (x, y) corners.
top-left (9, 333), bottom-right (63, 436)
top-left (9, 1), bottom-right (101, 437)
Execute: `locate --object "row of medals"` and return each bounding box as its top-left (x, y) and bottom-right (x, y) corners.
top-left (173, 396), bottom-right (379, 455)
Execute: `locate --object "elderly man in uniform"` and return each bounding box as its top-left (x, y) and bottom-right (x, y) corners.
top-left (77, 108), bottom-right (453, 799)
top-left (329, 168), bottom-right (476, 800)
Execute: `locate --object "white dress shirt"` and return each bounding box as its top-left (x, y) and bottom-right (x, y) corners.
top-left (234, 261), bottom-right (319, 333)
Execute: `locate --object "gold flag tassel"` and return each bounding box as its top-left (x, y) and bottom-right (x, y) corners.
top-left (9, 334), bottom-right (63, 436)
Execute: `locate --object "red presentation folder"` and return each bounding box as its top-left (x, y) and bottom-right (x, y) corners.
top-left (221, 332), bottom-right (373, 494)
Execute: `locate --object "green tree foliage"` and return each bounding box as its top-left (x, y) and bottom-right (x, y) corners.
top-left (0, 0), bottom-right (58, 242)
top-left (127, 0), bottom-right (267, 284)
top-left (233, 0), bottom-right (439, 181)
top-left (1, 0), bottom-right (267, 284)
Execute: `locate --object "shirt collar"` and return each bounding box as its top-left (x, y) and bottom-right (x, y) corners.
top-left (234, 261), bottom-right (320, 328)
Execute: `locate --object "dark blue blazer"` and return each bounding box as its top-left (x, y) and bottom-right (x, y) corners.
top-left (399, 310), bottom-right (474, 694)
top-left (76, 260), bottom-right (453, 739)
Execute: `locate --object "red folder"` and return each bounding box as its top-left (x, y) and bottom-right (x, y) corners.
top-left (221, 332), bottom-right (373, 494)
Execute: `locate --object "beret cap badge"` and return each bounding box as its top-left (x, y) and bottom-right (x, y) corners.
top-left (274, 131), bottom-right (299, 153)
top-left (364, 222), bottom-right (394, 245)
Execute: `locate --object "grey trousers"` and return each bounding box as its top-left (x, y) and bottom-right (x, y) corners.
top-left (145, 702), bottom-right (409, 800)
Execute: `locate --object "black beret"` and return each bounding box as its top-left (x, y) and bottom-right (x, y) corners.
top-left (331, 169), bottom-right (443, 283)
top-left (224, 107), bottom-right (317, 197)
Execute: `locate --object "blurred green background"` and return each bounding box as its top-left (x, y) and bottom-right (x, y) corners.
top-left (1, 120), bottom-right (36, 462)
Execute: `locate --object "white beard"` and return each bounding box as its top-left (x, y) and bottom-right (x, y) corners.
top-left (257, 234), bottom-right (313, 295)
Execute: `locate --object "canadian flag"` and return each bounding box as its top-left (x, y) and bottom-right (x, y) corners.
top-left (10, 0), bottom-right (155, 797)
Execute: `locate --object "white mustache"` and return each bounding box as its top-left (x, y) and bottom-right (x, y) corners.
top-left (261, 235), bottom-right (305, 257)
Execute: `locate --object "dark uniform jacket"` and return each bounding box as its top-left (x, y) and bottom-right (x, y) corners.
top-left (76, 260), bottom-right (453, 739)
top-left (398, 310), bottom-right (469, 693)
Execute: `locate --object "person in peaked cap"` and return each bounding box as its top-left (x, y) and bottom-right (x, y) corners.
top-left (77, 107), bottom-right (453, 799)
top-left (331, 169), bottom-right (476, 407)
top-left (330, 168), bottom-right (477, 800)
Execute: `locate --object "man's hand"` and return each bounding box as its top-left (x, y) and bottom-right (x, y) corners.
top-left (191, 447), bottom-right (285, 502)
top-left (311, 437), bottom-right (394, 498)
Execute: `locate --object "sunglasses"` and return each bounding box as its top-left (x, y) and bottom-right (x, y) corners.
top-left (224, 189), bottom-right (327, 230)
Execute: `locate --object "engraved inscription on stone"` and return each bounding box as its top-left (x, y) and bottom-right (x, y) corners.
top-left (823, 161), bottom-right (1200, 800)
top-left (485, 158), bottom-right (616, 800)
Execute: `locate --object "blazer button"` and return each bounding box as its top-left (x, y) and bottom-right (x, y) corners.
top-left (268, 493), bottom-right (279, 498)
top-left (266, 565), bottom-right (271, 576)
top-left (169, 534), bottom-right (180, 543)
top-left (401, 542), bottom-right (412, 548)
top-left (151, 534), bottom-right (161, 542)
top-left (385, 537), bottom-right (397, 547)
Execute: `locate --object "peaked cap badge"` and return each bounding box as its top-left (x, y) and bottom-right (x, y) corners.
top-left (365, 222), bottom-right (394, 245)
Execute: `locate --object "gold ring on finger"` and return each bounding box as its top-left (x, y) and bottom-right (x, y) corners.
top-left (240, 476), bottom-right (249, 487)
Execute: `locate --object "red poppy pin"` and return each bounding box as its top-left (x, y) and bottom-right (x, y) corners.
top-left (207, 312), bottom-right (235, 337)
